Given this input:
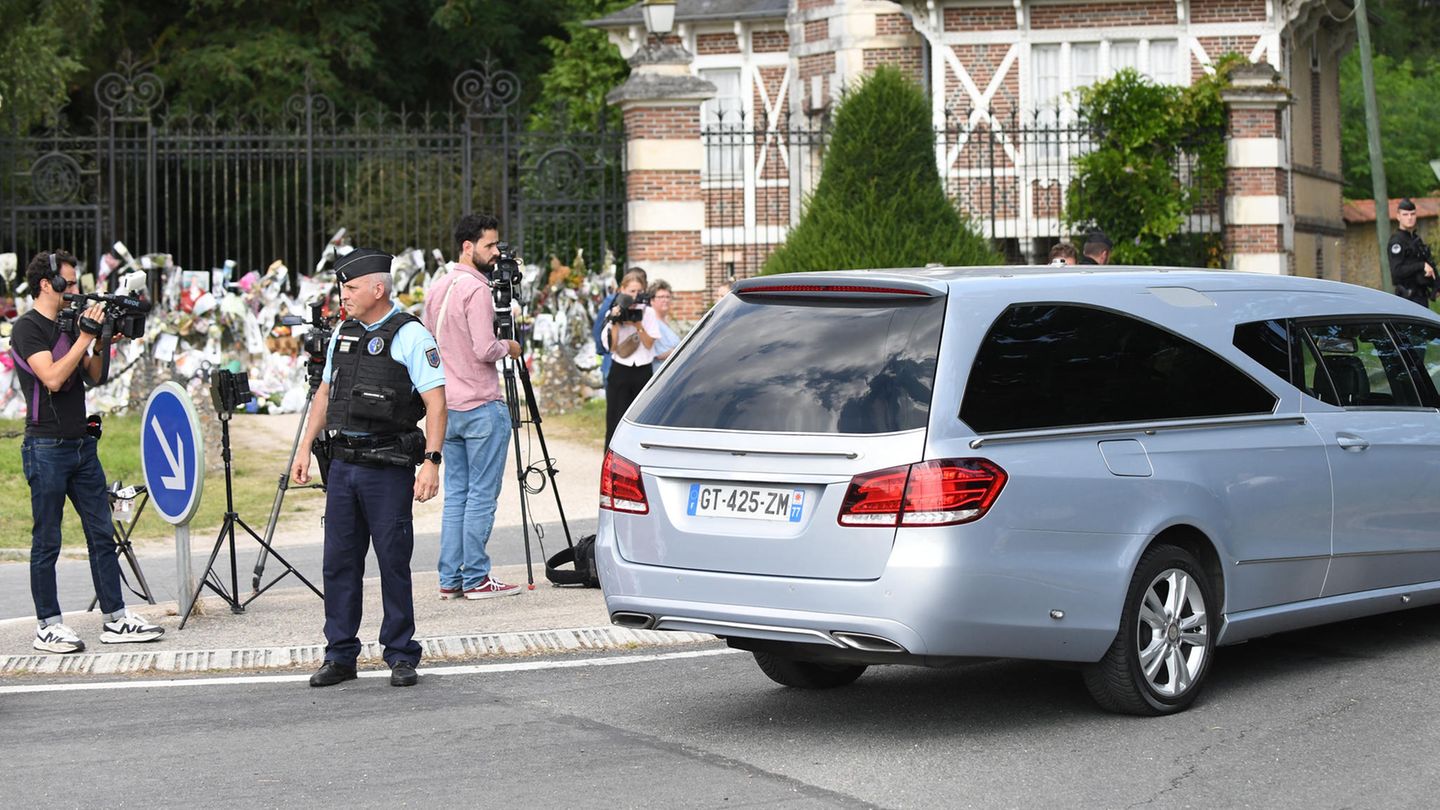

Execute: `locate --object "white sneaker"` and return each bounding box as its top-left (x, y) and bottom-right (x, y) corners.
top-left (100, 609), bottom-right (164, 644)
top-left (34, 623), bottom-right (86, 654)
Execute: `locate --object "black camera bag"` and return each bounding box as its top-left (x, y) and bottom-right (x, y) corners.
top-left (545, 534), bottom-right (601, 588)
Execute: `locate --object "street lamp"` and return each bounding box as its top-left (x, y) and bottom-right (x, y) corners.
top-left (642, 0), bottom-right (676, 37)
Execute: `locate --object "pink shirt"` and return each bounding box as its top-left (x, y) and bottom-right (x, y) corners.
top-left (422, 263), bottom-right (509, 411)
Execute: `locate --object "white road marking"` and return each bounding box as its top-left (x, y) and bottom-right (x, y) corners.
top-left (0, 647), bottom-right (740, 695)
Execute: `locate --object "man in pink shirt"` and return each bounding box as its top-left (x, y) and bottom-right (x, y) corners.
top-left (422, 214), bottom-right (523, 600)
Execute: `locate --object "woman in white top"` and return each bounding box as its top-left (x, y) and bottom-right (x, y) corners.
top-left (602, 270), bottom-right (661, 446)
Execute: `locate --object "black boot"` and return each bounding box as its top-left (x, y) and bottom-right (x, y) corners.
top-left (309, 661), bottom-right (358, 687)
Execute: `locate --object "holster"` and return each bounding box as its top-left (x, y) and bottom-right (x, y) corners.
top-left (311, 435), bottom-right (333, 486)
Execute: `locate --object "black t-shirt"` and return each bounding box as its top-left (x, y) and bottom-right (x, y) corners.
top-left (10, 310), bottom-right (87, 438)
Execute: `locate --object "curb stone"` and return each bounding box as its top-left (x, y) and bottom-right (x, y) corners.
top-left (0, 627), bottom-right (715, 677)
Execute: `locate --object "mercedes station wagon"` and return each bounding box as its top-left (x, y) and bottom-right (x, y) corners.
top-left (596, 267), bottom-right (1440, 715)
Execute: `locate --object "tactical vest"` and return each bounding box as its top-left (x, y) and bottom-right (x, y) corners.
top-left (325, 312), bottom-right (426, 435)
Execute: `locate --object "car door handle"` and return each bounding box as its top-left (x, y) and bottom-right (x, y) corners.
top-left (1336, 433), bottom-right (1370, 452)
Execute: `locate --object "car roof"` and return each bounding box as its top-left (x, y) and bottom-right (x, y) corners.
top-left (744, 266), bottom-right (1435, 323)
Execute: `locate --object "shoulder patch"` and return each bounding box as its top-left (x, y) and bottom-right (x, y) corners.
top-left (1392, 242), bottom-right (1403, 254)
top-left (426, 347), bottom-right (441, 368)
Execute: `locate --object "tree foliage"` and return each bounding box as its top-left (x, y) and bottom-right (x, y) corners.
top-left (1063, 66), bottom-right (1230, 266)
top-left (762, 67), bottom-right (1001, 275)
top-left (1340, 52), bottom-right (1440, 198)
top-left (527, 0), bottom-right (631, 133)
top-left (0, 0), bottom-right (101, 132)
top-left (8, 0), bottom-right (606, 128)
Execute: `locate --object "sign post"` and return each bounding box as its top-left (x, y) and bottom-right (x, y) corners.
top-left (140, 383), bottom-right (205, 612)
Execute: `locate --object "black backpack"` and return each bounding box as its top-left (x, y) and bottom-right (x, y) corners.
top-left (545, 534), bottom-right (601, 588)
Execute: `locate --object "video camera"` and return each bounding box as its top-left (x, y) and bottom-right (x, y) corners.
top-left (279, 299), bottom-right (335, 391)
top-left (57, 271), bottom-right (151, 340)
top-left (609, 290), bottom-right (652, 324)
top-left (492, 242), bottom-right (522, 339)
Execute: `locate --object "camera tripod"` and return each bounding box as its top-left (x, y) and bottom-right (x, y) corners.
top-left (493, 256), bottom-right (575, 585)
top-left (179, 406), bottom-right (322, 629)
top-left (251, 363), bottom-right (327, 593)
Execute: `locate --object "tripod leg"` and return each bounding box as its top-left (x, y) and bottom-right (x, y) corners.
top-left (515, 359), bottom-right (575, 549)
top-left (179, 515), bottom-right (242, 629)
top-left (123, 540), bottom-right (157, 605)
top-left (234, 515), bottom-right (324, 602)
top-left (502, 358), bottom-right (536, 587)
top-left (253, 386), bottom-right (317, 592)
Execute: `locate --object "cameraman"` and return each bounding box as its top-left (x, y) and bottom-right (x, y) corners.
top-left (11, 251), bottom-right (163, 653)
top-left (602, 269), bottom-right (661, 446)
top-left (421, 214), bottom-right (522, 601)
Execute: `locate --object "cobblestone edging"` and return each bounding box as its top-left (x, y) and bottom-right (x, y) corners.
top-left (0, 627), bottom-right (716, 677)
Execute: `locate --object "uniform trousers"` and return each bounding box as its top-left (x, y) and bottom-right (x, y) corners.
top-left (322, 458), bottom-right (423, 668)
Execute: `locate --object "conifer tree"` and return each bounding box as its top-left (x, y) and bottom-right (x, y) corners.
top-left (762, 66), bottom-right (1000, 275)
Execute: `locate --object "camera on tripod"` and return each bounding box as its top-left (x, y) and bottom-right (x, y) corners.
top-left (609, 291), bottom-right (652, 323)
top-left (491, 242), bottom-right (521, 314)
top-left (278, 299), bottom-right (334, 391)
top-left (211, 369), bottom-right (253, 414)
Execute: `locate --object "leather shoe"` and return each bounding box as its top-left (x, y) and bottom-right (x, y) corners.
top-left (390, 661), bottom-right (418, 687)
top-left (309, 661), bottom-right (357, 687)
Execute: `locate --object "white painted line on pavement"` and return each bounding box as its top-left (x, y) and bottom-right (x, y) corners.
top-left (0, 647), bottom-right (741, 695)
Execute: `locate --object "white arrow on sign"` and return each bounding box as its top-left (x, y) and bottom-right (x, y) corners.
top-left (150, 415), bottom-right (186, 490)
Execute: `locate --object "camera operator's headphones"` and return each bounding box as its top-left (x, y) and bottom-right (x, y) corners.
top-left (45, 252), bottom-right (69, 294)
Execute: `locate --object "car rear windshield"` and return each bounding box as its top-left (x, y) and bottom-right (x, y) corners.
top-left (629, 293), bottom-right (946, 434)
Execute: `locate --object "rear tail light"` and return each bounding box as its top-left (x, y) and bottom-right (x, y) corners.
top-left (600, 449), bottom-right (648, 514)
top-left (839, 458), bottom-right (1007, 527)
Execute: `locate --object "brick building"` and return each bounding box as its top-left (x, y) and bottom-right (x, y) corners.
top-left (592, 0), bottom-right (1354, 317)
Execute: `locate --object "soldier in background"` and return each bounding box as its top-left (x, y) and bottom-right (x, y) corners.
top-left (1389, 197), bottom-right (1435, 307)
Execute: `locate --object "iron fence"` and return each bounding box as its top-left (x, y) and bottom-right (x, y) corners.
top-left (1, 55), bottom-right (624, 295)
top-left (702, 109), bottom-right (1224, 279)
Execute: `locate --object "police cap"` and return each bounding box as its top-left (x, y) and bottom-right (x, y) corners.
top-left (1398, 197), bottom-right (1417, 212)
top-left (334, 248), bottom-right (393, 282)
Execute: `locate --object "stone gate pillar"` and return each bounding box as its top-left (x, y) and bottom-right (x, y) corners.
top-left (1221, 62), bottom-right (1293, 275)
top-left (608, 42), bottom-right (715, 320)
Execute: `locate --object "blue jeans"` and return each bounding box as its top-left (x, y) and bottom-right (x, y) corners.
top-left (22, 436), bottom-right (124, 622)
top-left (439, 400), bottom-right (510, 588)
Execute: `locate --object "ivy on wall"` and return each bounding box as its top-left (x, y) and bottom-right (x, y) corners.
top-left (1064, 61), bottom-right (1236, 267)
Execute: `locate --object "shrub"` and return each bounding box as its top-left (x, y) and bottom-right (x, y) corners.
top-left (762, 66), bottom-right (1000, 275)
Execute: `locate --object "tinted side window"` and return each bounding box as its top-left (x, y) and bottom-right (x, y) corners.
top-left (1300, 322), bottom-right (1422, 408)
top-left (1234, 320), bottom-right (1293, 382)
top-left (629, 294), bottom-right (945, 434)
top-left (1389, 321), bottom-right (1440, 406)
top-left (961, 304), bottom-right (1278, 433)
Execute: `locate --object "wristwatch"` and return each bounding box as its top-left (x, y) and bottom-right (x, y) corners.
top-left (423, 451), bottom-right (443, 465)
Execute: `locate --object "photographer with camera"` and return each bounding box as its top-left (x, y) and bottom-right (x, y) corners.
top-left (292, 248), bottom-right (447, 688)
top-left (10, 251), bottom-right (163, 653)
top-left (602, 269), bottom-right (661, 446)
top-left (421, 214), bottom-right (523, 601)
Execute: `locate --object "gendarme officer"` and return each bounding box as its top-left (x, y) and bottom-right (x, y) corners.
top-left (1389, 197), bottom-right (1435, 307)
top-left (293, 248), bottom-right (447, 688)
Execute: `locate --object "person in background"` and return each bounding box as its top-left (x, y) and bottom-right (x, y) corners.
top-left (591, 267), bottom-right (647, 386)
top-left (1047, 243), bottom-right (1078, 266)
top-left (602, 269), bottom-right (660, 446)
top-left (648, 279), bottom-right (680, 372)
top-left (1080, 230), bottom-right (1112, 265)
top-left (1389, 197), bottom-right (1435, 307)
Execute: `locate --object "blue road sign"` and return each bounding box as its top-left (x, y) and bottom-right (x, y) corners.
top-left (141, 382), bottom-right (205, 525)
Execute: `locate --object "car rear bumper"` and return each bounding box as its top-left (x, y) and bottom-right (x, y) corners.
top-left (597, 514), bottom-right (1146, 663)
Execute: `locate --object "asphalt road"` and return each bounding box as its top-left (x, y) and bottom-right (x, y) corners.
top-left (4, 605), bottom-right (1440, 808)
top-left (0, 518), bottom-right (597, 620)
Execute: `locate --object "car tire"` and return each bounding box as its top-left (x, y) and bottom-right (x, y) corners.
top-left (753, 651), bottom-right (868, 689)
top-left (1083, 543), bottom-right (1216, 716)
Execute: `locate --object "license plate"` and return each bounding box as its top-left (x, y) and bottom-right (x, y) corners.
top-left (687, 483), bottom-right (804, 522)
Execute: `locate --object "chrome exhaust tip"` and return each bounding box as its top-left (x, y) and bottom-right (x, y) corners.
top-left (611, 611), bottom-right (655, 630)
top-left (831, 631), bottom-right (906, 653)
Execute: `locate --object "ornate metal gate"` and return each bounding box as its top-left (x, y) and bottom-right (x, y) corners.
top-left (1, 55), bottom-right (624, 289)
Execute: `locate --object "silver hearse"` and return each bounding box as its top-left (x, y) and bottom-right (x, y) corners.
top-left (597, 267), bottom-right (1440, 715)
